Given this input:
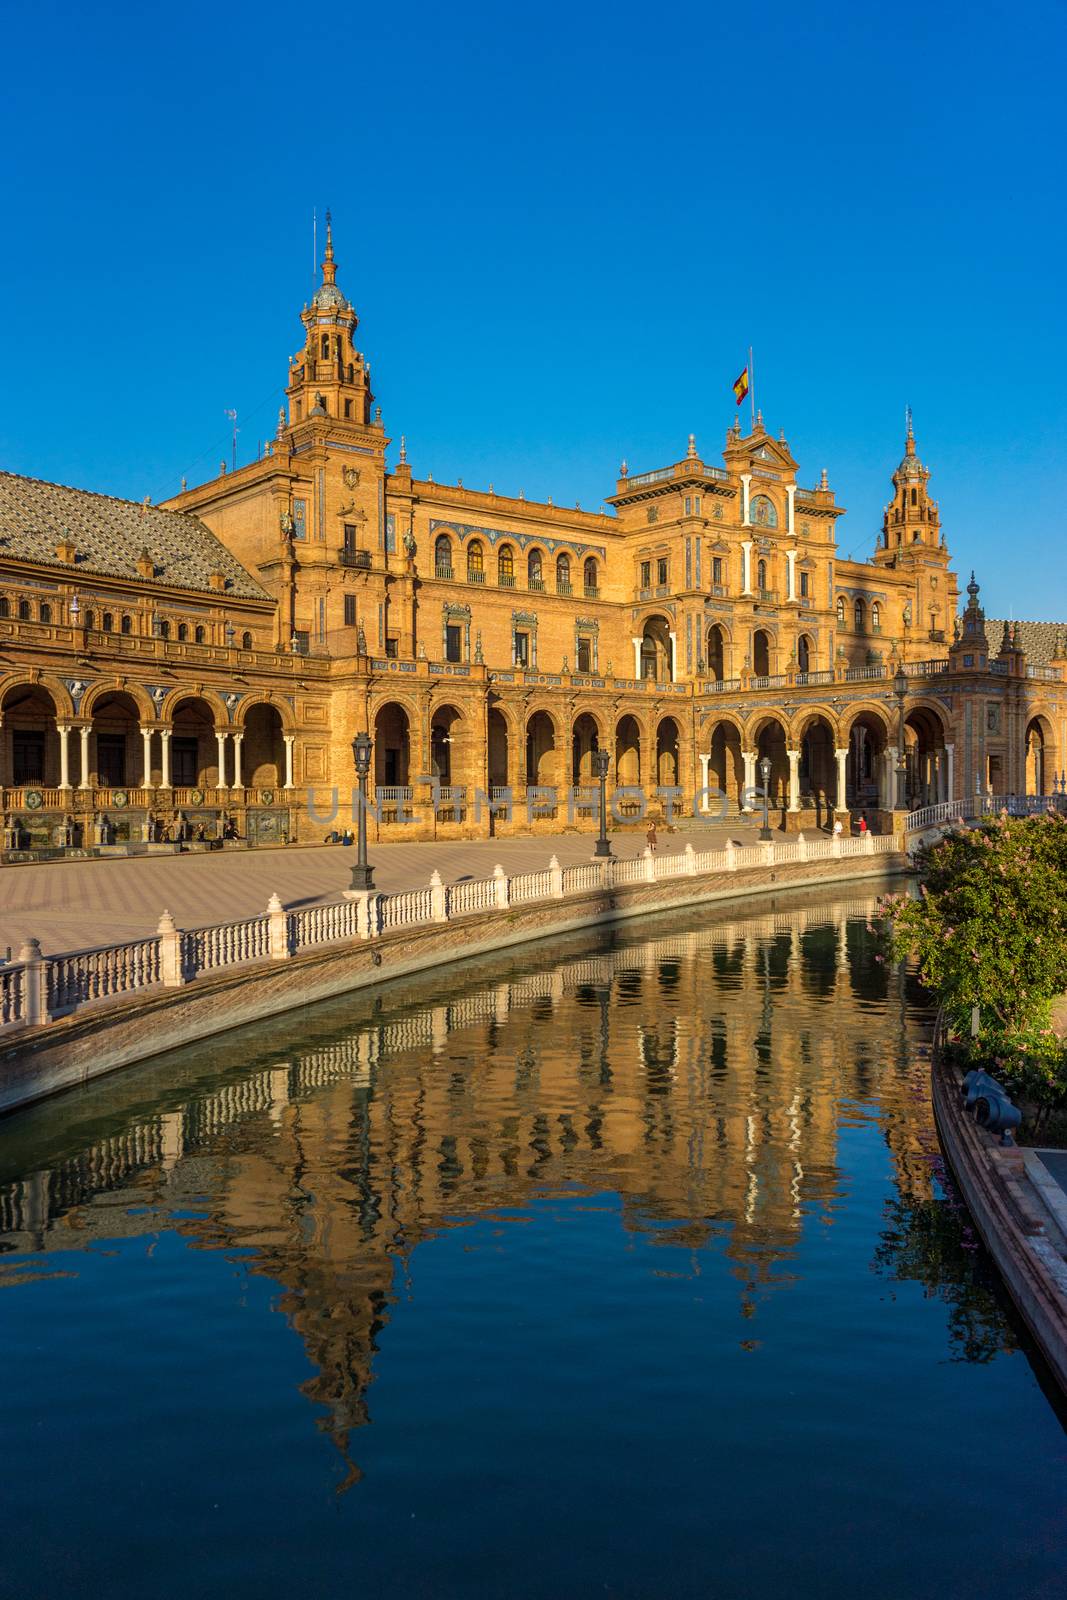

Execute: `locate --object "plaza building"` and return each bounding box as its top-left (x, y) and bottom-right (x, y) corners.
top-left (0, 218), bottom-right (1064, 853)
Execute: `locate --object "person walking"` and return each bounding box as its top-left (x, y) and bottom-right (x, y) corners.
top-left (646, 820), bottom-right (658, 854)
top-left (832, 818), bottom-right (844, 841)
top-left (858, 812), bottom-right (868, 836)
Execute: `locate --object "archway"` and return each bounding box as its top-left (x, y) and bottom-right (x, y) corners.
top-left (615, 715), bottom-right (642, 786)
top-left (708, 721), bottom-right (743, 810)
top-left (430, 704), bottom-right (463, 785)
top-left (904, 706), bottom-right (947, 808)
top-left (846, 711), bottom-right (889, 811)
top-left (170, 697), bottom-right (218, 788)
top-left (488, 707), bottom-right (509, 788)
top-left (656, 717), bottom-right (680, 787)
top-left (1, 683), bottom-right (61, 787)
top-left (243, 703), bottom-right (285, 788)
top-left (89, 691), bottom-right (143, 787)
top-left (639, 616), bottom-right (672, 681)
top-left (753, 717), bottom-right (789, 815)
top-left (752, 629), bottom-right (771, 678)
top-left (373, 702), bottom-right (411, 789)
top-left (525, 710), bottom-right (556, 785)
top-left (706, 624), bottom-right (726, 682)
top-left (1025, 715), bottom-right (1055, 796)
top-left (797, 633), bottom-right (814, 675)
top-left (572, 712), bottom-right (601, 785)
top-left (798, 714), bottom-right (836, 822)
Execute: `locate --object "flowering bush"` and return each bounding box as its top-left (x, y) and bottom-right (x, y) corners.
top-left (880, 813), bottom-right (1067, 1111)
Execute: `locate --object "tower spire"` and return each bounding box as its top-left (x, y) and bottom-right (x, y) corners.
top-left (322, 208), bottom-right (337, 285)
top-left (905, 405), bottom-right (915, 456)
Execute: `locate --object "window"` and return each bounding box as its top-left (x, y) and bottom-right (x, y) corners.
top-left (435, 534), bottom-right (452, 576)
top-left (194, 625), bottom-right (205, 644)
top-left (556, 553), bottom-right (571, 593)
top-left (343, 522), bottom-right (357, 552)
top-left (121, 614), bottom-right (132, 634)
top-left (177, 623), bottom-right (188, 641)
top-left (528, 549), bottom-right (544, 589)
top-left (292, 499), bottom-right (307, 540)
top-left (694, 495), bottom-right (701, 515)
top-left (159, 620), bottom-right (171, 639)
top-left (321, 334), bottom-right (329, 358)
top-left (344, 594), bottom-right (357, 626)
top-left (871, 601), bottom-right (881, 632)
top-left (799, 570), bottom-right (809, 598)
top-left (657, 558), bottom-right (668, 586)
top-left (757, 559), bottom-right (767, 591)
top-left (576, 636), bottom-right (592, 673)
top-left (97, 734), bottom-right (126, 788)
top-left (911, 488), bottom-right (917, 505)
top-left (640, 561), bottom-right (652, 589)
top-left (343, 399), bottom-right (352, 418)
top-left (684, 497), bottom-right (691, 516)
top-left (101, 611), bottom-right (112, 632)
top-left (583, 557), bottom-right (597, 593)
top-left (445, 624), bottom-right (463, 663)
top-left (498, 544), bottom-right (515, 585)
top-left (40, 603), bottom-right (52, 624)
top-left (242, 631), bottom-right (253, 650)
top-left (466, 540), bottom-right (484, 581)
top-left (712, 556), bottom-right (723, 585)
top-left (13, 731), bottom-right (45, 785)
top-left (293, 630), bottom-right (309, 655)
top-left (172, 737), bottom-right (199, 787)
top-left (18, 599), bottom-right (30, 620)
top-left (854, 598), bottom-right (865, 632)
top-left (0, 597), bottom-right (8, 617)
top-left (385, 636), bottom-right (398, 658)
top-left (514, 630), bottom-right (529, 667)
top-left (84, 609), bottom-right (95, 630)
top-left (836, 596), bottom-right (845, 625)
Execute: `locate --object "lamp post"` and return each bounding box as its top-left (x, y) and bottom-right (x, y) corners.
top-left (349, 732), bottom-right (374, 891)
top-left (592, 747), bottom-right (612, 858)
top-left (893, 664), bottom-right (908, 810)
top-left (759, 754), bottom-right (772, 840)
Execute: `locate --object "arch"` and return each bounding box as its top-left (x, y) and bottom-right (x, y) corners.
top-left (640, 614), bottom-right (672, 681)
top-left (81, 679), bottom-right (156, 724)
top-left (232, 693), bottom-right (295, 733)
top-left (466, 539), bottom-right (484, 580)
top-left (798, 713), bottom-right (836, 819)
top-left (1025, 713), bottom-right (1057, 796)
top-left (656, 716), bottom-right (680, 787)
top-left (707, 719), bottom-right (743, 810)
top-left (373, 701), bottom-right (411, 789)
top-left (615, 714), bottom-right (642, 786)
top-left (836, 596), bottom-right (846, 625)
top-left (753, 716), bottom-right (789, 814)
top-left (434, 534), bottom-right (452, 576)
top-left (751, 628), bottom-right (771, 677)
top-left (583, 557), bottom-right (598, 594)
top-left (846, 709), bottom-right (889, 812)
top-left (168, 696), bottom-right (219, 788)
top-left (240, 703), bottom-right (285, 788)
top-left (18, 599), bottom-right (31, 621)
top-left (750, 494), bottom-right (778, 528)
top-left (1, 680), bottom-right (63, 787)
top-left (525, 708), bottom-right (557, 785)
top-left (797, 633), bottom-right (814, 674)
top-left (159, 685), bottom-right (229, 727)
top-left (572, 711), bottom-right (601, 785)
top-left (121, 614), bottom-right (132, 636)
top-left (488, 706), bottom-right (509, 787)
top-left (87, 690), bottom-right (144, 787)
top-left (556, 552), bottom-right (572, 593)
top-left (430, 703), bottom-right (463, 785)
top-left (177, 622), bottom-right (189, 642)
top-left (903, 702), bottom-right (948, 809)
top-left (853, 597), bottom-right (866, 632)
top-left (194, 624), bottom-right (206, 644)
top-left (241, 631), bottom-right (253, 650)
top-left (706, 623), bottom-right (727, 681)
top-left (528, 548), bottom-right (544, 588)
top-left (0, 673), bottom-right (73, 721)
top-left (497, 543), bottom-right (515, 585)
top-left (40, 602), bottom-right (52, 625)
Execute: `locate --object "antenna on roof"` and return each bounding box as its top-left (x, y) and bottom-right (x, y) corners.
top-left (312, 207), bottom-right (317, 291)
top-left (225, 409), bottom-right (238, 474)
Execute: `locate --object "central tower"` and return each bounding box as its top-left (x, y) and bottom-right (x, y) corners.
top-left (286, 213), bottom-right (374, 428)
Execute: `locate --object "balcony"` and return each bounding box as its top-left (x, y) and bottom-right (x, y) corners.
top-left (466, 569), bottom-right (486, 584)
top-left (583, 585), bottom-right (600, 599)
top-left (498, 573), bottom-right (516, 588)
top-left (529, 577), bottom-right (545, 592)
top-left (757, 589), bottom-right (778, 603)
top-left (339, 548), bottom-right (371, 569)
top-left (435, 565), bottom-right (454, 580)
top-left (556, 581), bottom-right (573, 597)
top-left (711, 583), bottom-right (729, 597)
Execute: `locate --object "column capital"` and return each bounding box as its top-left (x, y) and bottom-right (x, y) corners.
top-left (787, 747), bottom-right (801, 759)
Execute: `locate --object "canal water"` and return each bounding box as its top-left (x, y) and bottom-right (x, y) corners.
top-left (1, 892), bottom-right (1063, 1599)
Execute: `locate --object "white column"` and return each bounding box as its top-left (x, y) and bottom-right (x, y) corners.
top-left (786, 483), bottom-right (796, 535)
top-left (741, 473), bottom-right (752, 526)
top-left (668, 631), bottom-right (678, 682)
top-left (283, 735), bottom-right (295, 790)
top-left (945, 742), bottom-right (955, 803)
top-left (835, 747), bottom-right (849, 813)
top-left (58, 724), bottom-right (71, 789)
top-left (742, 749), bottom-right (756, 810)
top-left (160, 729), bottom-right (172, 789)
top-left (698, 752), bottom-right (711, 813)
top-left (741, 541), bottom-right (754, 596)
top-left (216, 731), bottom-right (228, 790)
top-left (786, 549), bottom-right (797, 602)
top-left (881, 748), bottom-right (894, 810)
top-left (140, 726), bottom-right (154, 789)
top-left (78, 725), bottom-right (91, 789)
top-left (632, 636), bottom-right (642, 678)
top-left (787, 748), bottom-right (801, 811)
top-left (232, 732), bottom-right (244, 789)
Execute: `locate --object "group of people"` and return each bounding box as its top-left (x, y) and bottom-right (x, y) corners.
top-left (323, 829), bottom-right (356, 846)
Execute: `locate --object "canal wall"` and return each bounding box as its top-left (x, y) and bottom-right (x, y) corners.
top-left (1, 835), bottom-right (908, 1115)
top-left (932, 1046), bottom-right (1067, 1396)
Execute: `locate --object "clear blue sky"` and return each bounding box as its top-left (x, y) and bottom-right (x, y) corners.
top-left (2, 1), bottom-right (1064, 620)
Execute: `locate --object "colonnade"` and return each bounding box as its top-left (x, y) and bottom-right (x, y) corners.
top-left (9, 721), bottom-right (295, 791)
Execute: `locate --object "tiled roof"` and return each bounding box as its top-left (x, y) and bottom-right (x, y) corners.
top-left (0, 471), bottom-right (269, 600)
top-left (984, 618), bottom-right (1066, 665)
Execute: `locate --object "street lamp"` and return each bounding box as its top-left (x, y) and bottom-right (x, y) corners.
top-left (893, 664), bottom-right (908, 810)
top-left (592, 747), bottom-right (612, 858)
top-left (349, 732), bottom-right (374, 891)
top-left (759, 754), bottom-right (772, 840)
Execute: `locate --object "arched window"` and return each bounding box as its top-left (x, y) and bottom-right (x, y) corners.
top-left (556, 553), bottom-right (571, 593)
top-left (0, 597), bottom-right (8, 617)
top-left (177, 623), bottom-right (188, 641)
top-left (854, 598), bottom-right (865, 632)
top-left (757, 558), bottom-right (767, 592)
top-left (83, 608), bottom-right (94, 630)
top-left (320, 334), bottom-right (329, 359)
top-left (836, 596), bottom-right (845, 625)
top-left (18, 599), bottom-right (30, 620)
top-left (911, 488), bottom-right (917, 505)
top-left (466, 539), bottom-right (484, 580)
top-left (159, 619), bottom-right (171, 640)
top-left (798, 634), bottom-right (811, 673)
top-left (194, 625), bottom-right (206, 644)
top-left (434, 534), bottom-right (452, 577)
top-left (102, 611), bottom-right (113, 632)
top-left (583, 557), bottom-right (598, 594)
top-left (751, 495), bottom-right (778, 528)
top-left (121, 615), bottom-right (132, 635)
top-left (498, 544), bottom-right (515, 585)
top-left (241, 631), bottom-right (252, 650)
top-left (528, 549), bottom-right (544, 588)
top-left (40, 602), bottom-right (52, 624)
top-left (871, 602), bottom-right (881, 632)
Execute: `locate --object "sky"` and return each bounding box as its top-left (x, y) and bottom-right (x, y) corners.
top-left (1, 0), bottom-right (1065, 620)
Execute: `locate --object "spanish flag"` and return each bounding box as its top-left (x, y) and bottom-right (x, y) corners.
top-left (733, 366), bottom-right (750, 407)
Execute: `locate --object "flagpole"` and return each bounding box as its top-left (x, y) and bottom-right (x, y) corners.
top-left (749, 345), bottom-right (755, 430)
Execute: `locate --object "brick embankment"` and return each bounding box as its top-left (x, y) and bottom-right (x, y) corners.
top-left (1, 853), bottom-right (907, 1115)
top-left (932, 1047), bottom-right (1067, 1395)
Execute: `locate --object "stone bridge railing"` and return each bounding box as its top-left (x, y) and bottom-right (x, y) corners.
top-left (905, 794), bottom-right (1065, 836)
top-left (2, 832), bottom-right (899, 1037)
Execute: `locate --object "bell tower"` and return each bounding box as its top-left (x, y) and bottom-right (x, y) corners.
top-left (880, 410), bottom-right (941, 554)
top-left (285, 213), bottom-right (374, 428)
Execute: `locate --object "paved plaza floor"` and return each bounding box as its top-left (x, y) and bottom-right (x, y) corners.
top-left (0, 818), bottom-right (772, 954)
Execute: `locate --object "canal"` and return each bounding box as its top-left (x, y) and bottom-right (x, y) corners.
top-left (1, 891), bottom-right (1063, 1598)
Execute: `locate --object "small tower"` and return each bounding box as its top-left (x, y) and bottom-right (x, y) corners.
top-left (881, 410), bottom-right (941, 553)
top-left (285, 214), bottom-right (374, 429)
top-left (949, 572), bottom-right (989, 671)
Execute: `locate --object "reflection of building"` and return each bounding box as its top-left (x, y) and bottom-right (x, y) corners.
top-left (1, 899), bottom-right (971, 1463)
top-left (1, 218), bottom-right (1063, 847)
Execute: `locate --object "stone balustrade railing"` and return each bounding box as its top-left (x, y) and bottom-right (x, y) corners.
top-left (1, 832), bottom-right (899, 1036)
top-left (905, 793), bottom-right (1066, 836)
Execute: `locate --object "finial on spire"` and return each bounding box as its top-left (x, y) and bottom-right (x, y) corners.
top-left (687, 432), bottom-right (697, 459)
top-left (620, 459), bottom-right (628, 478)
top-left (399, 434), bottom-right (407, 464)
top-left (756, 408), bottom-right (764, 428)
top-left (905, 405), bottom-right (915, 456)
top-left (820, 467), bottom-right (829, 489)
top-left (321, 209), bottom-right (337, 285)
top-left (276, 406), bottom-right (286, 440)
